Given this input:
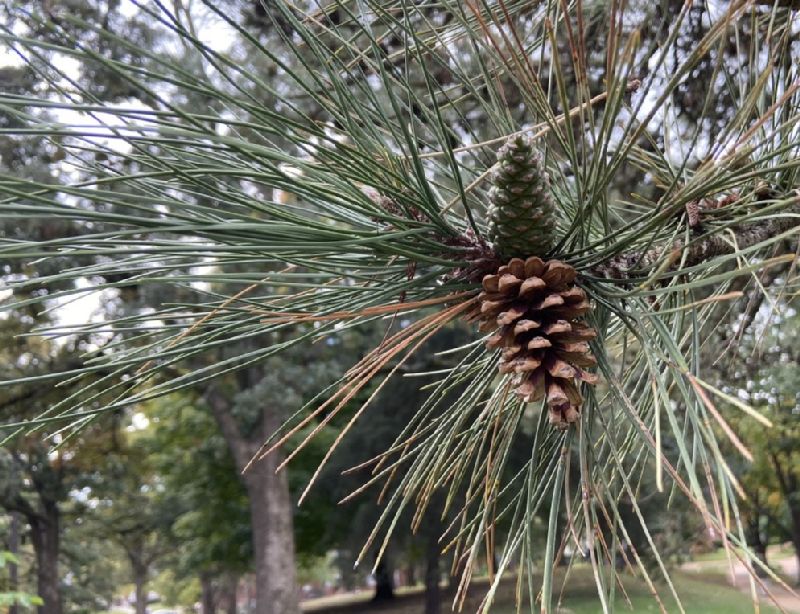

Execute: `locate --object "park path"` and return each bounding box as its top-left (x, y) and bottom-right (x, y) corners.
top-left (683, 554), bottom-right (800, 614)
top-left (731, 556), bottom-right (800, 614)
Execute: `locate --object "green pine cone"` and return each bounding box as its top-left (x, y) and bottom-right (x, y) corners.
top-left (486, 135), bottom-right (556, 258)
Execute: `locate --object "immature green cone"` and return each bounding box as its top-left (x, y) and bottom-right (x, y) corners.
top-left (487, 135), bottom-right (556, 258)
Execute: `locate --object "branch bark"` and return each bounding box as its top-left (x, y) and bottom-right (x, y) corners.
top-left (205, 386), bottom-right (248, 470)
top-left (593, 196), bottom-right (800, 281)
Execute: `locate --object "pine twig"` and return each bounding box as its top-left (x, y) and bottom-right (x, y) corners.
top-left (593, 191), bottom-right (800, 281)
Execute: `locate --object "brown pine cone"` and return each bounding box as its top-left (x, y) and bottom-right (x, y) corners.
top-left (466, 257), bottom-right (598, 428)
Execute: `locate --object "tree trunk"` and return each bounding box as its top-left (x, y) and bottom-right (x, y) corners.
top-left (754, 541), bottom-right (769, 577)
top-left (29, 502), bottom-right (62, 614)
top-left (9, 512), bottom-right (20, 614)
top-left (132, 562), bottom-right (148, 614)
top-left (219, 573), bottom-right (239, 614)
top-left (424, 529), bottom-right (442, 614)
top-left (208, 387), bottom-right (300, 614)
top-left (745, 512), bottom-right (769, 577)
top-left (788, 508), bottom-right (800, 585)
top-left (242, 458), bottom-right (299, 614)
top-left (448, 551), bottom-right (463, 594)
top-left (405, 564), bottom-right (416, 587)
top-left (372, 554), bottom-right (395, 601)
top-left (200, 573), bottom-right (216, 614)
top-left (769, 453), bottom-right (800, 584)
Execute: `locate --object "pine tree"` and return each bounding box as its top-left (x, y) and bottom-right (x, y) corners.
top-left (2, 2), bottom-right (799, 612)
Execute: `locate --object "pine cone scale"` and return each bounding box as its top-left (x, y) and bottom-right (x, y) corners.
top-left (514, 320), bottom-right (540, 334)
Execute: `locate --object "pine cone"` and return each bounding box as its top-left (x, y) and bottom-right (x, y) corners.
top-left (467, 257), bottom-right (598, 428)
top-left (486, 135), bottom-right (556, 259)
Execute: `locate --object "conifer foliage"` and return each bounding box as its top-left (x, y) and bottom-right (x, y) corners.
top-left (1, 1), bottom-right (799, 612)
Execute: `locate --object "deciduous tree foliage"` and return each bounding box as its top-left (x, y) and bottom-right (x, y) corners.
top-left (145, 395), bottom-right (252, 608)
top-left (712, 301), bottom-right (800, 582)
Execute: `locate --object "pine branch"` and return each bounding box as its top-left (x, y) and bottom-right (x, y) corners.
top-left (593, 191), bottom-right (800, 281)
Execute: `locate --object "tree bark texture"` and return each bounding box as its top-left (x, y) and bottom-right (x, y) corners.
top-left (242, 458), bottom-right (299, 614)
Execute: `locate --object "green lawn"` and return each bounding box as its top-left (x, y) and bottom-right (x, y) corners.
top-left (304, 567), bottom-right (782, 613)
top-left (689, 544), bottom-right (794, 565)
top-left (494, 570), bottom-right (781, 614)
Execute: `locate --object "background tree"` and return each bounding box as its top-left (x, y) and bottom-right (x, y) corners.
top-left (0, 550), bottom-right (42, 613)
top-left (713, 300), bottom-right (800, 581)
top-left (146, 395), bottom-right (253, 614)
top-left (77, 425), bottom-right (178, 614)
top-left (0, 313), bottom-right (108, 614)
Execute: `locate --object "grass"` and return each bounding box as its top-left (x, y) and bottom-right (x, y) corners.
top-left (690, 550), bottom-right (735, 563)
top-left (691, 544), bottom-right (795, 564)
top-left (303, 566), bottom-right (783, 613)
top-left (532, 569), bottom-right (781, 614)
